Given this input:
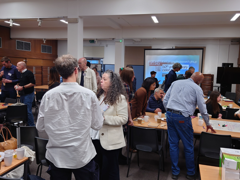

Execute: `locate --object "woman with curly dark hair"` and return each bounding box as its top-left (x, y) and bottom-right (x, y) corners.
top-left (92, 70), bottom-right (128, 180)
top-left (131, 77), bottom-right (156, 119)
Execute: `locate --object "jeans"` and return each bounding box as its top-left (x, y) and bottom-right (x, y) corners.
top-left (166, 111), bottom-right (195, 176)
top-left (1, 89), bottom-right (17, 102)
top-left (20, 92), bottom-right (35, 126)
top-left (47, 159), bottom-right (99, 180)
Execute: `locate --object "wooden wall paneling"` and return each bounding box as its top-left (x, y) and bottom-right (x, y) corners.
top-left (201, 74), bottom-right (214, 95)
top-left (28, 66), bottom-right (42, 86)
top-left (42, 66), bottom-right (51, 85)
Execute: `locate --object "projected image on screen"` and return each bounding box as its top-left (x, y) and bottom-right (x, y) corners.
top-left (145, 49), bottom-right (203, 84)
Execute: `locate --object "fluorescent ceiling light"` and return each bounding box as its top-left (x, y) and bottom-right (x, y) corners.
top-left (151, 16), bottom-right (159, 23)
top-left (60, 19), bottom-right (68, 24)
top-left (230, 13), bottom-right (240, 21)
top-left (4, 21), bottom-right (20, 26)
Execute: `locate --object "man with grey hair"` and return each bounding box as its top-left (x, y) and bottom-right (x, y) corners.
top-left (146, 88), bottom-right (166, 113)
top-left (164, 63), bottom-right (182, 92)
top-left (77, 57), bottom-right (97, 93)
top-left (36, 54), bottom-right (103, 180)
top-left (15, 61), bottom-right (35, 126)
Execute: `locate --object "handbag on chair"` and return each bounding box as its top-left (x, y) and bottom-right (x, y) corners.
top-left (0, 126), bottom-right (17, 152)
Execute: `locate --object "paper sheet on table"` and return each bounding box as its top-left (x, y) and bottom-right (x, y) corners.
top-left (209, 120), bottom-right (240, 132)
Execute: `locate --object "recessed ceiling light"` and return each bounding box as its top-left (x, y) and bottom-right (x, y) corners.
top-left (230, 13), bottom-right (240, 21)
top-left (4, 21), bottom-right (20, 26)
top-left (60, 19), bottom-right (68, 24)
top-left (151, 16), bottom-right (159, 23)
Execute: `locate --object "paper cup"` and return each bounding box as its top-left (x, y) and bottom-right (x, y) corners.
top-left (144, 116), bottom-right (149, 122)
top-left (157, 118), bottom-right (162, 123)
top-left (154, 115), bottom-right (158, 122)
top-left (229, 104), bottom-right (233, 108)
top-left (158, 112), bottom-right (162, 118)
top-left (4, 153), bottom-right (13, 166)
top-left (137, 118), bottom-right (143, 124)
top-left (4, 150), bottom-right (14, 155)
top-left (16, 148), bottom-right (25, 160)
top-left (198, 119), bottom-right (204, 126)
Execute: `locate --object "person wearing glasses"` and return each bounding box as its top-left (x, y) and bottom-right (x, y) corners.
top-left (131, 77), bottom-right (156, 119)
top-left (91, 70), bottom-right (128, 180)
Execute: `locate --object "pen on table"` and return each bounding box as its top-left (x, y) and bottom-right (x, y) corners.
top-left (202, 126), bottom-right (205, 129)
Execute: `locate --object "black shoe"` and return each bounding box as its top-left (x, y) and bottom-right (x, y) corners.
top-left (186, 174), bottom-right (196, 180)
top-left (172, 174), bottom-right (178, 180)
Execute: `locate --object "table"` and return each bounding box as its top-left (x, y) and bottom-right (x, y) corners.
top-left (34, 85), bottom-right (48, 90)
top-left (0, 103), bottom-right (12, 110)
top-left (0, 157), bottom-right (29, 179)
top-left (199, 164), bottom-right (221, 180)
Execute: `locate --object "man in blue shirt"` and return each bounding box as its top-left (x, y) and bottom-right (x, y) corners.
top-left (163, 72), bottom-right (215, 180)
top-left (164, 63), bottom-right (182, 92)
top-left (146, 88), bottom-right (166, 113)
top-left (0, 57), bottom-right (21, 102)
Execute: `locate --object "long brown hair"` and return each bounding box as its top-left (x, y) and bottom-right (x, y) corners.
top-left (49, 67), bottom-right (60, 86)
top-left (206, 91), bottom-right (221, 114)
top-left (120, 67), bottom-right (134, 91)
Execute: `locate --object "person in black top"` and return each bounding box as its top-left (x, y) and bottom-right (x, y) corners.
top-left (206, 90), bottom-right (223, 119)
top-left (150, 71), bottom-right (160, 89)
top-left (164, 63), bottom-right (182, 92)
top-left (48, 67), bottom-right (60, 90)
top-left (15, 61), bottom-right (36, 126)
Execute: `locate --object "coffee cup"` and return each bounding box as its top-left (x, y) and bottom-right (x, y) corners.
top-left (157, 118), bottom-right (161, 123)
top-left (229, 104), bottom-right (233, 108)
top-left (4, 153), bottom-right (13, 166)
top-left (16, 148), bottom-right (25, 160)
top-left (137, 118), bottom-right (143, 124)
top-left (158, 112), bottom-right (162, 118)
top-left (144, 116), bottom-right (149, 122)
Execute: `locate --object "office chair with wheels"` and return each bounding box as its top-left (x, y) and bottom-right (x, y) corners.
top-left (127, 126), bottom-right (164, 180)
top-left (225, 92), bottom-right (236, 102)
top-left (35, 137), bottom-right (49, 177)
top-left (20, 126), bottom-right (39, 150)
top-left (196, 132), bottom-right (231, 170)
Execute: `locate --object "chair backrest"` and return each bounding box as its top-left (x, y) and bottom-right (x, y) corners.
top-left (225, 92), bottom-right (236, 102)
top-left (36, 91), bottom-right (46, 103)
top-left (198, 132), bottom-right (231, 158)
top-left (20, 126), bottom-right (39, 151)
top-left (130, 126), bottom-right (159, 152)
top-left (6, 105), bottom-right (27, 124)
top-left (226, 108), bottom-right (239, 120)
top-left (5, 98), bottom-right (17, 103)
top-left (35, 137), bottom-right (48, 165)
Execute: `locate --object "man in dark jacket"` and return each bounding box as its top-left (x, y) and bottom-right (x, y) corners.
top-left (164, 63), bottom-right (182, 92)
top-left (146, 88), bottom-right (166, 113)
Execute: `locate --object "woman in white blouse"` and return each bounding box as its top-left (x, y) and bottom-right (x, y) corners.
top-left (95, 70), bottom-right (128, 180)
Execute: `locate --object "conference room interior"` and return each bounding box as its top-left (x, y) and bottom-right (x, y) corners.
top-left (1, 1), bottom-right (240, 179)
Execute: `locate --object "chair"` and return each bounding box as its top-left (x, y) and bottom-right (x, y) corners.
top-left (4, 98), bottom-right (17, 103)
top-left (127, 126), bottom-right (164, 180)
top-left (20, 126), bottom-right (39, 150)
top-left (36, 91), bottom-right (46, 105)
top-left (35, 137), bottom-right (49, 177)
top-left (225, 108), bottom-right (239, 120)
top-left (225, 92), bottom-right (236, 102)
top-left (196, 132), bottom-right (231, 169)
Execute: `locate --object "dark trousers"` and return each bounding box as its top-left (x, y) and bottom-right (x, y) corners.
top-left (100, 145), bottom-right (121, 180)
top-left (47, 159), bottom-right (99, 180)
top-left (1, 90), bottom-right (17, 102)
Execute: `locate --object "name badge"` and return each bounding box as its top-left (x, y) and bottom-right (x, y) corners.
top-left (101, 104), bottom-right (109, 112)
top-left (83, 73), bottom-right (86, 76)
top-left (8, 73), bottom-right (12, 76)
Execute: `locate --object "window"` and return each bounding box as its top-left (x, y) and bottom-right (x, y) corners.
top-left (16, 40), bottom-right (31, 51)
top-left (41, 44), bottom-right (52, 54)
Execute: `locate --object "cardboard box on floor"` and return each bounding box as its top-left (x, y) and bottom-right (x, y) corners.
top-left (220, 148), bottom-right (240, 180)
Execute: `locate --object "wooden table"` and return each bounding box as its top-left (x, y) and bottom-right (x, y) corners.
top-left (219, 99), bottom-right (240, 109)
top-left (0, 157), bottom-right (29, 179)
top-left (199, 164), bottom-right (221, 180)
top-left (34, 85), bottom-right (48, 90)
top-left (0, 103), bottom-right (12, 110)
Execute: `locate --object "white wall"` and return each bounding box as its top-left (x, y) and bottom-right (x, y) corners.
top-left (58, 39), bottom-right (239, 92)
